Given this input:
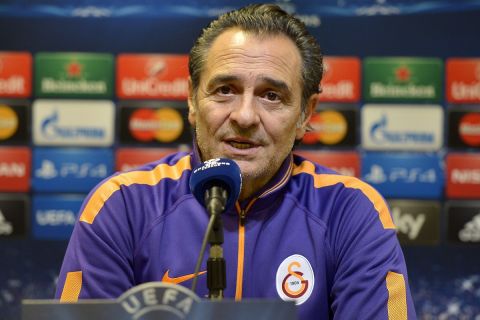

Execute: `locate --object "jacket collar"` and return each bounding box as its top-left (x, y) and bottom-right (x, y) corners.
top-left (190, 141), bottom-right (293, 213)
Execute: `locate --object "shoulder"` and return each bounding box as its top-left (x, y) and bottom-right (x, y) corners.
top-left (291, 154), bottom-right (395, 230)
top-left (78, 151), bottom-right (192, 224)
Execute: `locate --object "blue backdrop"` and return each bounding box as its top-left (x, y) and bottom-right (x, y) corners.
top-left (1, 1), bottom-right (480, 318)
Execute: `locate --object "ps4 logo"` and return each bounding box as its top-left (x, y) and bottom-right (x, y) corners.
top-left (364, 164), bottom-right (437, 184)
top-left (35, 159), bottom-right (108, 179)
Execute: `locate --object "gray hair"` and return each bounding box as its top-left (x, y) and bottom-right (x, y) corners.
top-left (189, 3), bottom-right (323, 111)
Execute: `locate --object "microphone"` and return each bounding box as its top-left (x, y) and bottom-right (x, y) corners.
top-left (189, 158), bottom-right (242, 299)
top-left (189, 158), bottom-right (242, 214)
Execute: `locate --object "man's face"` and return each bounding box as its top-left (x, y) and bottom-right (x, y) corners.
top-left (188, 28), bottom-right (314, 199)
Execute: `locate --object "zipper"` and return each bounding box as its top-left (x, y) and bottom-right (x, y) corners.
top-left (233, 156), bottom-right (294, 300)
top-left (235, 207), bottom-right (246, 300)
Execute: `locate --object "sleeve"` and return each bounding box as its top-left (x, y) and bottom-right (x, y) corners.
top-left (328, 186), bottom-right (417, 319)
top-left (55, 184), bottom-right (135, 301)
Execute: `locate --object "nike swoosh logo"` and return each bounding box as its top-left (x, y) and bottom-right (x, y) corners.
top-left (162, 270), bottom-right (207, 284)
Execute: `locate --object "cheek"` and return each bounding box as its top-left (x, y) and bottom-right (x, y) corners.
top-left (266, 114), bottom-right (300, 142)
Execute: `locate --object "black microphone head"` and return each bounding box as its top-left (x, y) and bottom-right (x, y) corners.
top-left (189, 158), bottom-right (242, 211)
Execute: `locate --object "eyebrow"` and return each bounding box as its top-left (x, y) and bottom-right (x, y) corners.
top-left (206, 74), bottom-right (239, 90)
top-left (206, 74), bottom-right (292, 93)
top-left (259, 76), bottom-right (291, 93)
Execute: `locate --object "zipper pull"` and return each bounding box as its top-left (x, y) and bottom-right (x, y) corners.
top-left (239, 209), bottom-right (246, 226)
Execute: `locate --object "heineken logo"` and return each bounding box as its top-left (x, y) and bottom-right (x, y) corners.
top-left (66, 61), bottom-right (83, 78)
top-left (395, 66), bottom-right (411, 82)
top-left (370, 82), bottom-right (435, 98)
top-left (35, 52), bottom-right (113, 98)
top-left (41, 78), bottom-right (106, 94)
top-left (364, 57), bottom-right (441, 102)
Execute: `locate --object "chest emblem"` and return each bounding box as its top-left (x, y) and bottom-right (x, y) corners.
top-left (275, 254), bottom-right (314, 305)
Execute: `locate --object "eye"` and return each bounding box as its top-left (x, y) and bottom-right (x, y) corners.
top-left (264, 91), bottom-right (280, 102)
top-left (216, 85), bottom-right (233, 95)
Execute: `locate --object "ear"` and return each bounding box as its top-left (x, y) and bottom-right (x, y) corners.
top-left (295, 94), bottom-right (318, 140)
top-left (187, 77), bottom-right (196, 126)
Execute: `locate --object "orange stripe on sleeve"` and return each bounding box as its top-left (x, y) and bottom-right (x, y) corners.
top-left (79, 155), bottom-right (191, 224)
top-left (293, 160), bottom-right (395, 229)
top-left (60, 271), bottom-right (82, 302)
top-left (386, 271), bottom-right (408, 320)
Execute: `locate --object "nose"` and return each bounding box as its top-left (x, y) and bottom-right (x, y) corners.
top-left (229, 94), bottom-right (260, 128)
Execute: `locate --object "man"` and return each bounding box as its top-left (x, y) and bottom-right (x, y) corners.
top-left (56, 4), bottom-right (416, 319)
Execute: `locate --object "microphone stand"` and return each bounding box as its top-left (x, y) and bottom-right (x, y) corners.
top-left (205, 187), bottom-right (227, 300)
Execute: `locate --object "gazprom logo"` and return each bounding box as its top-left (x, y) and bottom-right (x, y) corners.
top-left (362, 104), bottom-right (443, 151)
top-left (40, 110), bottom-right (105, 140)
top-left (33, 100), bottom-right (114, 146)
top-left (369, 114), bottom-right (434, 145)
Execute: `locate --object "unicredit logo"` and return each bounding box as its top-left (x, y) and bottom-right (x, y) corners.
top-left (40, 110), bottom-right (105, 140)
top-left (370, 114), bottom-right (434, 145)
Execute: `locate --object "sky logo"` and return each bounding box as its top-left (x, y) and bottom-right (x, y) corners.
top-left (32, 194), bottom-right (84, 240)
top-left (362, 152), bottom-right (444, 199)
top-left (32, 148), bottom-right (113, 192)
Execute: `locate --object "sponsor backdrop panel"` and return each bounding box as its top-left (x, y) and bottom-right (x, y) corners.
top-left (318, 56), bottom-right (361, 103)
top-left (302, 103), bottom-right (358, 148)
top-left (363, 57), bottom-right (442, 103)
top-left (446, 58), bottom-right (480, 104)
top-left (118, 101), bottom-right (192, 146)
top-left (362, 152), bottom-right (444, 199)
top-left (32, 194), bottom-right (84, 240)
top-left (446, 201), bottom-right (480, 245)
top-left (32, 147), bottom-right (114, 193)
top-left (361, 104), bottom-right (444, 151)
top-left (0, 193), bottom-right (29, 238)
top-left (446, 153), bottom-right (480, 199)
top-left (0, 51), bottom-right (32, 98)
top-left (388, 199), bottom-right (441, 246)
top-left (0, 146), bottom-right (31, 192)
top-left (447, 105), bottom-right (480, 149)
top-left (32, 99), bottom-right (115, 147)
top-left (0, 100), bottom-right (30, 145)
top-left (34, 52), bottom-right (114, 98)
top-left (116, 54), bottom-right (189, 100)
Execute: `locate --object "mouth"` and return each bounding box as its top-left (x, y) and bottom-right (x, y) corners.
top-left (225, 138), bottom-right (260, 151)
top-left (230, 141), bottom-right (255, 149)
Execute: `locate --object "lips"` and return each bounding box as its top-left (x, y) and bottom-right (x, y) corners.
top-left (230, 141), bottom-right (254, 149)
top-left (225, 137), bottom-right (259, 150)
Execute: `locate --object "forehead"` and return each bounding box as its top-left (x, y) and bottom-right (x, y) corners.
top-left (201, 28), bottom-right (302, 86)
